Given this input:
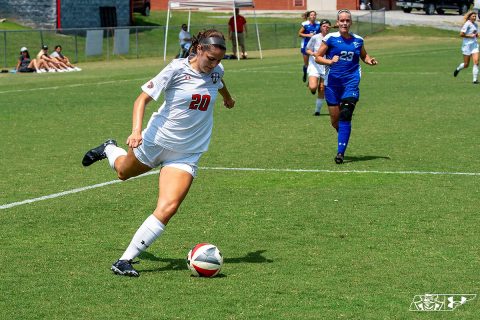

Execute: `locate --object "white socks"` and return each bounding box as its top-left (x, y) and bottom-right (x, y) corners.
top-left (105, 144), bottom-right (127, 170)
top-left (456, 63), bottom-right (465, 71)
top-left (315, 98), bottom-right (323, 114)
top-left (120, 214), bottom-right (165, 261)
top-left (473, 64), bottom-right (478, 82)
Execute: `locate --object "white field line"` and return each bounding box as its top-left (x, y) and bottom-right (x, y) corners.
top-left (0, 78), bottom-right (147, 95)
top-left (0, 68), bottom-right (441, 95)
top-left (1, 166), bottom-right (479, 210)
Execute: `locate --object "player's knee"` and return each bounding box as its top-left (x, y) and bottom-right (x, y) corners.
top-left (156, 199), bottom-right (180, 217)
top-left (339, 100), bottom-right (356, 122)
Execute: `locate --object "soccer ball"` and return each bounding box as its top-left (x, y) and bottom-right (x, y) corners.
top-left (186, 243), bottom-right (223, 277)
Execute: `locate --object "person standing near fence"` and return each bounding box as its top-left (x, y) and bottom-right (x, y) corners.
top-left (81, 29), bottom-right (235, 277)
top-left (228, 8), bottom-right (248, 59)
top-left (453, 11), bottom-right (479, 83)
top-left (178, 24), bottom-right (192, 58)
top-left (315, 9), bottom-right (377, 164)
top-left (305, 19), bottom-right (331, 116)
top-left (298, 11), bottom-right (320, 83)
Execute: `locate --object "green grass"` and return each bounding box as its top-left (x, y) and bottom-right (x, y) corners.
top-left (0, 26), bottom-right (479, 319)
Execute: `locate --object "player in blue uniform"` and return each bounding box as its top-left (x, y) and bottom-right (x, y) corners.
top-left (298, 11), bottom-right (320, 82)
top-left (315, 9), bottom-right (377, 164)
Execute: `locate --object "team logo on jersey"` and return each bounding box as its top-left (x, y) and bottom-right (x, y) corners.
top-left (353, 42), bottom-right (361, 48)
top-left (147, 81), bottom-right (154, 89)
top-left (211, 72), bottom-right (220, 84)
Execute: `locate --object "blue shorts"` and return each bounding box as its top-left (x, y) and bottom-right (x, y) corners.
top-left (325, 78), bottom-right (360, 106)
top-left (300, 47), bottom-right (307, 56)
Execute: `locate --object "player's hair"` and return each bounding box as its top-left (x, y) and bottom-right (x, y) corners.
top-left (306, 10), bottom-right (316, 20)
top-left (55, 45), bottom-right (62, 50)
top-left (337, 9), bottom-right (352, 20)
top-left (320, 19), bottom-right (331, 27)
top-left (463, 11), bottom-right (477, 23)
top-left (190, 29), bottom-right (226, 54)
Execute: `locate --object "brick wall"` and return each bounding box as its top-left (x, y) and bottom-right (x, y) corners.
top-left (337, 0), bottom-right (358, 10)
top-left (0, 0), bottom-right (57, 28)
top-left (60, 0), bottom-right (130, 28)
top-left (0, 0), bottom-right (130, 29)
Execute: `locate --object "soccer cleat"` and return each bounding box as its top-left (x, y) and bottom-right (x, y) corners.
top-left (314, 112), bottom-right (320, 116)
top-left (334, 152), bottom-right (344, 164)
top-left (111, 259), bottom-right (140, 277)
top-left (82, 139), bottom-right (117, 167)
top-left (453, 69), bottom-right (459, 77)
top-left (474, 80), bottom-right (479, 84)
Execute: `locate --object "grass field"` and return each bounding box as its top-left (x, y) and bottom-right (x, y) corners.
top-left (1, 26), bottom-right (479, 319)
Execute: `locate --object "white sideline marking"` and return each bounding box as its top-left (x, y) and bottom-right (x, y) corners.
top-left (0, 78), bottom-right (146, 94)
top-left (0, 69), bottom-right (441, 95)
top-left (1, 167), bottom-right (479, 210)
top-left (0, 170), bottom-right (160, 210)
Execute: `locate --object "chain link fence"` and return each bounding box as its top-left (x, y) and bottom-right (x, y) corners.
top-left (1, 9), bottom-right (385, 69)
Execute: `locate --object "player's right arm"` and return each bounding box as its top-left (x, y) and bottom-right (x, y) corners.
top-left (460, 22), bottom-right (476, 38)
top-left (298, 26), bottom-right (307, 38)
top-left (315, 42), bottom-right (338, 65)
top-left (127, 92), bottom-right (152, 148)
top-left (128, 62), bottom-right (177, 148)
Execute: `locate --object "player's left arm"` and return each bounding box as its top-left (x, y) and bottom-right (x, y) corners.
top-left (360, 45), bottom-right (378, 66)
top-left (219, 79), bottom-right (235, 109)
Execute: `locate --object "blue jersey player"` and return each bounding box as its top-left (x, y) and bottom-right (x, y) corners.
top-left (298, 11), bottom-right (320, 82)
top-left (315, 9), bottom-right (377, 164)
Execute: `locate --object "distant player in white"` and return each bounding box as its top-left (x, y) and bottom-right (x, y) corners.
top-left (82, 29), bottom-right (235, 277)
top-left (453, 11), bottom-right (479, 83)
top-left (305, 19), bottom-right (331, 116)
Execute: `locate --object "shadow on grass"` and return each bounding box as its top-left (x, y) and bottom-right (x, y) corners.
top-left (139, 249), bottom-right (273, 274)
top-left (344, 155), bottom-right (391, 163)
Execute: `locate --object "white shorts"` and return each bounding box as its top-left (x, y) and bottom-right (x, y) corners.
top-left (307, 62), bottom-right (326, 79)
top-left (133, 139), bottom-right (202, 177)
top-left (462, 42), bottom-right (479, 56)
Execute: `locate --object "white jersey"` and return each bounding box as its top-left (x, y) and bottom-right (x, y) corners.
top-left (179, 29), bottom-right (191, 46)
top-left (461, 20), bottom-right (478, 46)
top-left (306, 33), bottom-right (326, 68)
top-left (141, 57), bottom-right (224, 153)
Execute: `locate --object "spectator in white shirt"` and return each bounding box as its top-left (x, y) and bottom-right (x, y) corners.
top-left (178, 24), bottom-right (192, 58)
top-left (50, 45), bottom-right (81, 71)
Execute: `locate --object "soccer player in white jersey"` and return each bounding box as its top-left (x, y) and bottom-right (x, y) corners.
top-left (81, 29), bottom-right (235, 277)
top-left (315, 9), bottom-right (377, 164)
top-left (453, 11), bottom-right (479, 83)
top-left (305, 19), bottom-right (331, 116)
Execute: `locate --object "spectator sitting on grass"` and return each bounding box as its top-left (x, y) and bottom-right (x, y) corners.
top-left (36, 44), bottom-right (70, 72)
top-left (50, 45), bottom-right (81, 71)
top-left (16, 47), bottom-right (47, 73)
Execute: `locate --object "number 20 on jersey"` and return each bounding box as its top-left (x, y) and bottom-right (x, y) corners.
top-left (189, 94), bottom-right (211, 111)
